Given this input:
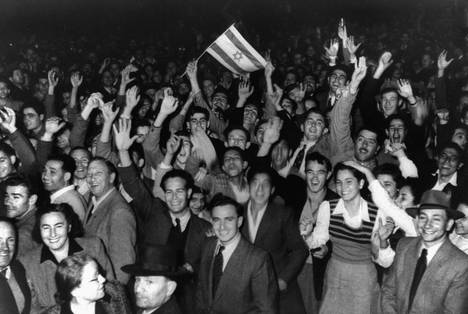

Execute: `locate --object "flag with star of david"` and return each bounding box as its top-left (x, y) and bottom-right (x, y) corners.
top-left (206, 24), bottom-right (267, 75)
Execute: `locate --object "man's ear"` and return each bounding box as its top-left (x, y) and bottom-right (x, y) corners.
top-left (39, 114), bottom-right (44, 121)
top-left (300, 123), bottom-right (304, 133)
top-left (166, 280), bottom-right (177, 298)
top-left (446, 218), bottom-right (455, 231)
top-left (9, 155), bottom-right (16, 166)
top-left (64, 172), bottom-right (71, 183)
top-left (28, 194), bottom-right (38, 207)
top-left (246, 142), bottom-right (251, 149)
top-left (385, 129), bottom-right (390, 138)
top-left (242, 161), bottom-right (248, 170)
top-left (322, 127), bottom-right (329, 135)
top-left (187, 188), bottom-right (192, 199)
top-left (109, 172), bottom-right (116, 184)
top-left (237, 216), bottom-right (244, 228)
top-left (458, 162), bottom-right (464, 170)
top-left (326, 172), bottom-right (332, 180)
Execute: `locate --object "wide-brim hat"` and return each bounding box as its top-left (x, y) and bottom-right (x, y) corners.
top-left (405, 190), bottom-right (465, 220)
top-left (121, 244), bottom-right (191, 279)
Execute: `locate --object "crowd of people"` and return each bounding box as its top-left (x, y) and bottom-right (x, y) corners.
top-left (0, 2), bottom-right (468, 313)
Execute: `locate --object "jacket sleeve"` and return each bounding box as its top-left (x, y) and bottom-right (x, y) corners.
top-left (252, 253), bottom-right (279, 314)
top-left (380, 241), bottom-right (401, 314)
top-left (9, 129), bottom-right (37, 175)
top-left (328, 91), bottom-right (356, 160)
top-left (443, 266), bottom-right (468, 314)
top-left (69, 114), bottom-right (89, 148)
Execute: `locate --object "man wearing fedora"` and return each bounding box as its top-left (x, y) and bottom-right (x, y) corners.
top-left (122, 244), bottom-right (188, 314)
top-left (196, 194), bottom-right (278, 314)
top-left (381, 190), bottom-right (468, 314)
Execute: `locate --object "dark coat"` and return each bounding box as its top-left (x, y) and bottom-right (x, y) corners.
top-left (0, 260), bottom-right (31, 314)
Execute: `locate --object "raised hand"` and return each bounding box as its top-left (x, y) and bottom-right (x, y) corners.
top-left (264, 61), bottom-right (275, 78)
top-left (377, 217), bottom-right (395, 242)
top-left (324, 39), bottom-right (339, 60)
top-left (160, 88), bottom-right (179, 116)
top-left (346, 36), bottom-right (362, 56)
top-left (350, 56), bottom-right (367, 93)
top-left (120, 64), bottom-right (138, 86)
top-left (113, 118), bottom-right (138, 151)
top-left (379, 52), bottom-right (393, 70)
top-left (44, 117), bottom-right (66, 135)
top-left (262, 117), bottom-right (283, 144)
top-left (100, 101), bottom-right (119, 123)
top-left (86, 93), bottom-right (104, 110)
top-left (48, 70), bottom-right (59, 88)
top-left (437, 50), bottom-right (454, 73)
top-left (238, 78), bottom-right (254, 100)
top-left (70, 72), bottom-right (83, 88)
top-left (126, 85), bottom-right (140, 109)
top-left (397, 79), bottom-right (414, 99)
top-left (338, 18), bottom-right (348, 45)
top-left (186, 61), bottom-right (198, 80)
top-left (0, 107), bottom-right (17, 133)
top-left (166, 134), bottom-right (182, 156)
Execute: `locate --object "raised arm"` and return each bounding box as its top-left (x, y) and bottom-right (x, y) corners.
top-left (44, 69), bottom-right (59, 118)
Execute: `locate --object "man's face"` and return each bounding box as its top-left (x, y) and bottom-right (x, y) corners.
top-left (212, 92), bottom-right (228, 111)
top-left (0, 222), bottom-right (15, 269)
top-left (421, 54), bottom-right (432, 68)
top-left (57, 129), bottom-right (71, 149)
top-left (303, 75), bottom-right (316, 93)
top-left (70, 149), bottom-right (90, 180)
top-left (136, 126), bottom-right (150, 144)
top-left (462, 110), bottom-right (468, 126)
top-left (101, 71), bottom-right (113, 87)
top-left (62, 91), bottom-right (71, 106)
top-left (452, 128), bottom-right (467, 150)
top-left (255, 122), bottom-right (268, 145)
top-left (284, 73), bottom-right (297, 87)
top-left (189, 192), bottom-right (205, 214)
top-left (37, 78), bottom-right (49, 94)
top-left (386, 118), bottom-right (406, 144)
top-left (11, 69), bottom-right (24, 85)
top-left (305, 160), bottom-right (329, 193)
top-left (134, 276), bottom-right (175, 310)
top-left (175, 136), bottom-right (192, 165)
top-left (222, 150), bottom-right (246, 178)
top-left (212, 204), bottom-right (243, 245)
top-left (0, 151), bottom-right (14, 180)
top-left (271, 140), bottom-right (290, 169)
top-left (0, 82), bottom-right (10, 99)
top-left (417, 209), bottom-right (453, 246)
top-left (396, 185), bottom-right (416, 209)
top-left (40, 211), bottom-right (70, 252)
top-left (437, 148), bottom-right (462, 178)
top-left (86, 160), bottom-right (114, 198)
top-left (243, 105), bottom-right (258, 126)
top-left (302, 112), bottom-right (326, 142)
top-left (354, 130), bottom-right (379, 162)
top-left (328, 69), bottom-right (347, 93)
top-left (42, 160), bottom-right (68, 192)
top-left (249, 173), bottom-right (274, 206)
top-left (188, 113), bottom-right (208, 133)
top-left (4, 185), bottom-right (32, 219)
top-left (455, 204), bottom-right (468, 236)
top-left (226, 129), bottom-right (248, 150)
top-left (202, 80), bottom-right (215, 98)
top-left (23, 107), bottom-right (43, 131)
top-left (380, 91), bottom-right (400, 117)
top-left (164, 177), bottom-right (191, 214)
top-left (377, 174), bottom-right (398, 199)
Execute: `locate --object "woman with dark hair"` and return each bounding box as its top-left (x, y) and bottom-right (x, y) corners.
top-left (47, 253), bottom-right (130, 314)
top-left (309, 162), bottom-right (400, 314)
top-left (20, 203), bottom-right (115, 312)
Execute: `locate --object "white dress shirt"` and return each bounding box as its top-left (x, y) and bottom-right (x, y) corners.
top-left (432, 171), bottom-right (458, 191)
top-left (50, 185), bottom-right (76, 203)
top-left (90, 187), bottom-right (115, 215)
top-left (215, 233), bottom-right (241, 270)
top-left (169, 210), bottom-right (191, 232)
top-left (421, 240), bottom-right (445, 264)
top-left (247, 201), bottom-right (268, 242)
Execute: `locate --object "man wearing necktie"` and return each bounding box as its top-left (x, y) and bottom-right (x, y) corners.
top-left (381, 190), bottom-right (468, 314)
top-left (196, 195), bottom-right (278, 314)
top-left (0, 218), bottom-right (31, 314)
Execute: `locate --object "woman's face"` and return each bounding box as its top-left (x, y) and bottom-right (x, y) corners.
top-left (40, 212), bottom-right (70, 252)
top-left (72, 261), bottom-right (106, 302)
top-left (335, 169), bottom-right (363, 202)
top-left (396, 185), bottom-right (416, 209)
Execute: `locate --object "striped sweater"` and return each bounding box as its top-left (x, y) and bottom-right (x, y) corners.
top-left (328, 198), bottom-right (379, 264)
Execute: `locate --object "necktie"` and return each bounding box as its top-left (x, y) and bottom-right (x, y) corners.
top-left (293, 145), bottom-right (307, 170)
top-left (212, 246), bottom-right (225, 297)
top-left (86, 203), bottom-right (95, 224)
top-left (175, 218), bottom-right (182, 233)
top-left (0, 268), bottom-right (7, 277)
top-left (408, 248), bottom-right (427, 310)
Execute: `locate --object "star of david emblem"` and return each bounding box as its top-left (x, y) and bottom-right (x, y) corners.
top-left (233, 51), bottom-right (243, 62)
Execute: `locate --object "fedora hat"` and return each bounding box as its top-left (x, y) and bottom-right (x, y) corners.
top-left (406, 190), bottom-right (465, 220)
top-left (121, 244), bottom-right (190, 279)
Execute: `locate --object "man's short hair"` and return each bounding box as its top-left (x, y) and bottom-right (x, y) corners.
top-left (223, 146), bottom-right (247, 163)
top-left (48, 154), bottom-right (76, 177)
top-left (385, 113), bottom-right (410, 130)
top-left (208, 193), bottom-right (243, 217)
top-left (373, 163), bottom-right (403, 188)
top-left (160, 169), bottom-right (194, 192)
top-left (327, 64), bottom-right (351, 80)
top-left (187, 106), bottom-right (210, 120)
top-left (69, 147), bottom-right (92, 160)
top-left (247, 165), bottom-right (276, 188)
top-left (0, 142), bottom-right (16, 158)
top-left (305, 152), bottom-right (332, 173)
top-left (4, 175), bottom-right (35, 197)
top-left (380, 87), bottom-right (400, 98)
top-left (437, 142), bottom-right (463, 159)
top-left (223, 124), bottom-right (251, 143)
top-left (355, 126), bottom-right (383, 147)
top-left (89, 157), bottom-right (118, 177)
top-left (303, 108), bottom-right (328, 128)
top-left (22, 100), bottom-right (45, 116)
top-left (0, 217), bottom-right (17, 243)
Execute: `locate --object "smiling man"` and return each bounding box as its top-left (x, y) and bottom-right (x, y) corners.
top-left (196, 195), bottom-right (278, 314)
top-left (381, 190), bottom-right (468, 313)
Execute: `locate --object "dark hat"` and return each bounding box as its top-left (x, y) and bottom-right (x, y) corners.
top-left (406, 190), bottom-right (465, 220)
top-left (121, 244), bottom-right (190, 279)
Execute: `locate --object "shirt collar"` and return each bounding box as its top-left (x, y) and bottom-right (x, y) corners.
top-left (216, 232), bottom-right (241, 254)
top-left (40, 238), bottom-right (83, 265)
top-left (332, 197), bottom-right (370, 222)
top-left (421, 238), bottom-right (445, 263)
top-left (435, 170), bottom-right (458, 186)
top-left (169, 209), bottom-right (191, 231)
top-left (91, 187), bottom-right (116, 208)
top-left (0, 266), bottom-right (11, 280)
top-left (50, 185), bottom-right (76, 202)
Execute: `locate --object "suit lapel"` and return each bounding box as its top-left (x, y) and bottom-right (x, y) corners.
top-left (419, 239), bottom-right (452, 287)
top-left (254, 203), bottom-right (275, 245)
top-left (213, 238), bottom-right (247, 303)
top-left (206, 240), bottom-right (217, 305)
top-left (84, 189), bottom-right (116, 226)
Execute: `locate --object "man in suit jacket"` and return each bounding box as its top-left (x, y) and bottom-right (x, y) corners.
top-left (196, 195), bottom-right (278, 314)
top-left (114, 121), bottom-right (211, 314)
top-left (241, 166), bottom-right (308, 314)
top-left (0, 218), bottom-right (31, 314)
top-left (83, 157), bottom-right (136, 284)
top-left (381, 190), bottom-right (468, 314)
